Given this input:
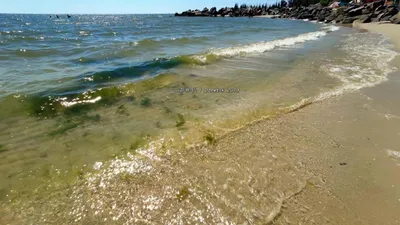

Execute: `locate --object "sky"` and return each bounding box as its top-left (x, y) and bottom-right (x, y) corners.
top-left (2, 0), bottom-right (275, 14)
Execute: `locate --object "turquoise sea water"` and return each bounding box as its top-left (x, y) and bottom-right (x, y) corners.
top-left (0, 14), bottom-right (398, 224)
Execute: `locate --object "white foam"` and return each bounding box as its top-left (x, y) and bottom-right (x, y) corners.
top-left (387, 149), bottom-right (400, 159)
top-left (210, 30), bottom-right (330, 57)
top-left (315, 32), bottom-right (398, 101)
top-left (59, 96), bottom-right (102, 107)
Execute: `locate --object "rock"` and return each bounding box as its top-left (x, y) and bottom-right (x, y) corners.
top-left (383, 6), bottom-right (399, 18)
top-left (336, 7), bottom-right (346, 16)
top-left (389, 12), bottom-right (400, 24)
top-left (372, 17), bottom-right (380, 22)
top-left (342, 15), bottom-right (362, 24)
top-left (375, 5), bottom-right (385, 13)
top-left (335, 15), bottom-right (344, 22)
top-left (348, 6), bottom-right (365, 17)
top-left (381, 15), bottom-right (392, 21)
top-left (373, 0), bottom-right (385, 9)
top-left (359, 14), bottom-right (372, 23)
top-left (362, 9), bottom-right (371, 14)
top-left (377, 12), bottom-right (385, 20)
top-left (325, 13), bottom-right (338, 23)
top-left (345, 5), bottom-right (359, 13)
top-left (210, 7), bottom-right (217, 16)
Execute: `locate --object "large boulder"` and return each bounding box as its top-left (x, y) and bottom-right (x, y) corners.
top-left (348, 6), bottom-right (365, 17)
top-left (359, 14), bottom-right (372, 23)
top-left (389, 12), bottom-right (400, 24)
top-left (325, 13), bottom-right (338, 23)
top-left (374, 5), bottom-right (385, 13)
top-left (210, 7), bottom-right (217, 15)
top-left (345, 5), bottom-right (359, 13)
top-left (383, 6), bottom-right (399, 18)
top-left (377, 12), bottom-right (385, 20)
top-left (373, 0), bottom-right (385, 9)
top-left (335, 15), bottom-right (345, 22)
top-left (342, 15), bottom-right (362, 24)
top-left (380, 15), bottom-right (392, 21)
top-left (336, 7), bottom-right (346, 16)
top-left (362, 8), bottom-right (372, 15)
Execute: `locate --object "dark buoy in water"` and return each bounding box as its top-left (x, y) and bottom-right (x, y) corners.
top-left (67, 14), bottom-right (71, 18)
top-left (56, 15), bottom-right (59, 19)
top-left (49, 15), bottom-right (52, 18)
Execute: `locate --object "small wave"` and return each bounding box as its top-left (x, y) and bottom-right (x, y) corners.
top-left (136, 38), bottom-right (158, 47)
top-left (13, 48), bottom-right (60, 58)
top-left (209, 29), bottom-right (333, 57)
top-left (222, 27), bottom-right (284, 35)
top-left (135, 36), bottom-right (209, 48)
top-left (80, 55), bottom-right (211, 84)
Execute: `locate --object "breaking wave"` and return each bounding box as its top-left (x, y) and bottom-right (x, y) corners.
top-left (207, 25), bottom-right (339, 57)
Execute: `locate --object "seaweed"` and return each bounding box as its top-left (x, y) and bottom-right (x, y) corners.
top-left (164, 106), bottom-right (172, 114)
top-left (176, 186), bottom-right (191, 202)
top-left (48, 120), bottom-right (81, 137)
top-left (140, 97), bottom-right (152, 107)
top-left (0, 144), bottom-right (7, 153)
top-left (175, 113), bottom-right (185, 127)
top-left (25, 86), bottom-right (123, 118)
top-left (204, 133), bottom-right (217, 145)
top-left (84, 114), bottom-right (101, 122)
top-left (39, 151), bottom-right (48, 158)
top-left (116, 104), bottom-right (129, 115)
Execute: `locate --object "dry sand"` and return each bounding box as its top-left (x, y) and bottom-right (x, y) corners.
top-left (353, 22), bottom-right (400, 49)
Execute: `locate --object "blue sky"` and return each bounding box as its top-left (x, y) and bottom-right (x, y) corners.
top-left (2, 0), bottom-right (275, 14)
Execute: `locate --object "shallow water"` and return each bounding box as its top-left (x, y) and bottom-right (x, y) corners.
top-left (0, 14), bottom-right (398, 224)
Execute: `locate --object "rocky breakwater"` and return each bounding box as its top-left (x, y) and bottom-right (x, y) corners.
top-left (175, 6), bottom-right (272, 17)
top-left (175, 1), bottom-right (400, 25)
top-left (284, 1), bottom-right (399, 24)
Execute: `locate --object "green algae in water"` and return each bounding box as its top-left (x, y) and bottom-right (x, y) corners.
top-left (140, 97), bottom-right (152, 107)
top-left (25, 86), bottom-right (123, 118)
top-left (164, 106), bottom-right (172, 114)
top-left (204, 133), bottom-right (217, 145)
top-left (116, 104), bottom-right (129, 115)
top-left (175, 113), bottom-right (185, 127)
top-left (48, 120), bottom-right (81, 137)
top-left (176, 186), bottom-right (191, 202)
top-left (129, 138), bottom-right (146, 150)
top-left (0, 144), bottom-right (7, 153)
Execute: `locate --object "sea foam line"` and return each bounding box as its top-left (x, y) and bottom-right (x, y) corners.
top-left (207, 25), bottom-right (339, 58)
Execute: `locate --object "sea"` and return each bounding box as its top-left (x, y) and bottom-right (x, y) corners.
top-left (0, 14), bottom-right (398, 224)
